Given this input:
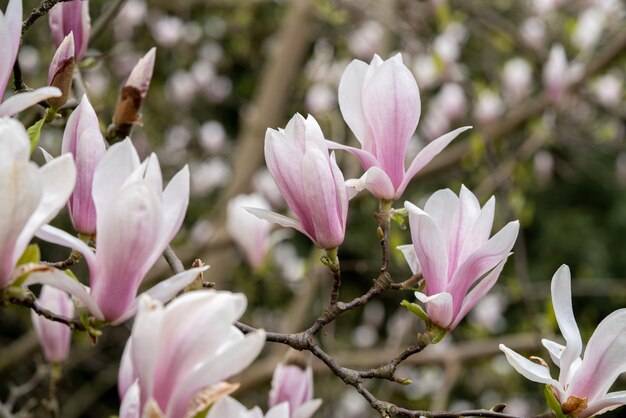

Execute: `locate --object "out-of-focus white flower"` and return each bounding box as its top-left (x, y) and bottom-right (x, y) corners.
top-left (114, 0), bottom-right (146, 41)
top-left (199, 120), bottom-right (226, 154)
top-left (474, 90), bottom-right (503, 124)
top-left (502, 58), bottom-right (532, 103)
top-left (573, 8), bottom-right (605, 51)
top-left (521, 18), bottom-right (546, 50)
top-left (305, 83), bottom-right (336, 114)
top-left (469, 292), bottom-right (507, 332)
top-left (593, 74), bottom-right (623, 107)
top-left (190, 159), bottom-right (230, 195)
top-left (534, 150), bottom-right (554, 184)
top-left (347, 20), bottom-right (385, 59)
top-left (227, 194), bottom-right (272, 270)
top-left (150, 14), bottom-right (184, 47)
top-left (413, 54), bottom-right (439, 89)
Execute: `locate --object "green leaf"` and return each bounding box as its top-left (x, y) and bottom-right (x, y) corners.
top-left (401, 299), bottom-right (429, 322)
top-left (544, 384), bottom-right (567, 418)
top-left (26, 117), bottom-right (46, 153)
top-left (17, 244), bottom-right (41, 266)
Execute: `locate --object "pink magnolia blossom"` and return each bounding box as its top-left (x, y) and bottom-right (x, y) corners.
top-left (269, 363), bottom-right (321, 418)
top-left (0, 0), bottom-right (61, 116)
top-left (227, 194), bottom-right (272, 269)
top-left (118, 291), bottom-right (266, 418)
top-left (0, 117), bottom-right (76, 288)
top-left (27, 139), bottom-right (205, 323)
top-left (61, 95), bottom-right (106, 235)
top-left (328, 54), bottom-right (470, 201)
top-left (500, 265), bottom-right (626, 418)
top-left (31, 285), bottom-right (74, 363)
top-left (247, 113), bottom-right (348, 250)
top-left (49, 0), bottom-right (90, 61)
top-left (402, 186), bottom-right (519, 329)
top-left (543, 44), bottom-right (570, 104)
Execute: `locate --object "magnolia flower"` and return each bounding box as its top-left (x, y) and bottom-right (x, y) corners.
top-left (502, 58), bottom-right (532, 103)
top-left (28, 139), bottom-right (204, 323)
top-left (49, 0), bottom-right (90, 61)
top-left (118, 291), bottom-right (266, 418)
top-left (0, 117), bottom-right (76, 288)
top-left (61, 95), bottom-right (106, 235)
top-left (500, 265), bottom-right (626, 418)
top-left (227, 194), bottom-right (272, 269)
top-left (47, 33), bottom-right (75, 109)
top-left (543, 45), bottom-right (569, 104)
top-left (206, 397), bottom-right (289, 418)
top-left (328, 54), bottom-right (470, 201)
top-left (247, 113), bottom-right (348, 250)
top-left (402, 186), bottom-right (519, 329)
top-left (112, 48), bottom-right (156, 128)
top-left (31, 285), bottom-right (74, 363)
top-left (269, 362), bottom-right (321, 418)
top-left (0, 0), bottom-right (61, 116)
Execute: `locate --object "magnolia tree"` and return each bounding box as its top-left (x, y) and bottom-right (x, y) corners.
top-left (1, 0), bottom-right (626, 417)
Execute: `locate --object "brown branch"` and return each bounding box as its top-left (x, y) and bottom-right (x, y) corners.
top-left (43, 249), bottom-right (82, 270)
top-left (4, 291), bottom-right (87, 332)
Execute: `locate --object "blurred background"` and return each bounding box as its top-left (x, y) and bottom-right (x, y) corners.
top-left (2, 0), bottom-right (626, 416)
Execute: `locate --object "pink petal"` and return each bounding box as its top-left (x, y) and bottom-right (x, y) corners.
top-left (568, 308), bottom-right (626, 402)
top-left (458, 196), bottom-right (495, 263)
top-left (91, 182), bottom-right (164, 321)
top-left (245, 207), bottom-right (313, 243)
top-left (446, 185), bottom-right (482, 274)
top-left (301, 148), bottom-right (344, 248)
top-left (550, 265), bottom-right (583, 387)
top-left (448, 220), bottom-right (519, 313)
top-left (131, 296), bottom-right (164, 408)
top-left (166, 330), bottom-right (266, 418)
top-left (405, 201), bottom-right (448, 295)
top-left (337, 59), bottom-right (374, 152)
top-left (92, 138), bottom-right (140, 227)
top-left (35, 224), bottom-right (96, 274)
top-left (581, 391), bottom-right (626, 418)
top-left (362, 56), bottom-right (420, 188)
top-left (415, 291), bottom-right (453, 328)
top-left (396, 126), bottom-right (471, 198)
top-left (346, 166), bottom-right (396, 201)
top-left (450, 257), bottom-right (508, 329)
top-left (326, 139), bottom-right (379, 171)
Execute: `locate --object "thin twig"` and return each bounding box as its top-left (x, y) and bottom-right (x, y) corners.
top-left (4, 291), bottom-right (87, 331)
top-left (89, 0), bottom-right (127, 41)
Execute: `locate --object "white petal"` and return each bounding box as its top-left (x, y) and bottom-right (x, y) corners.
top-left (338, 59), bottom-right (373, 152)
top-left (159, 165), bottom-right (189, 247)
top-left (92, 138), bottom-right (140, 226)
top-left (118, 380), bottom-right (141, 418)
top-left (22, 269), bottom-right (104, 320)
top-left (499, 344), bottom-right (561, 389)
top-left (266, 402), bottom-right (290, 418)
top-left (131, 296), bottom-right (164, 405)
top-left (16, 154), bottom-right (76, 255)
top-left (581, 391), bottom-right (626, 418)
top-left (397, 244), bottom-right (421, 276)
top-left (550, 265), bottom-right (582, 386)
top-left (245, 207), bottom-right (312, 241)
top-left (293, 399), bottom-right (323, 418)
top-left (0, 87), bottom-right (61, 116)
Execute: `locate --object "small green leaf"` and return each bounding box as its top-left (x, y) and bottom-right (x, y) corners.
top-left (26, 117), bottom-right (46, 153)
top-left (544, 384), bottom-right (567, 418)
top-left (401, 299), bottom-right (429, 322)
top-left (17, 244), bottom-right (41, 266)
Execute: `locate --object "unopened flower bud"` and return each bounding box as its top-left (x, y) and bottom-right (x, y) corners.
top-left (62, 95), bottom-right (106, 235)
top-left (31, 286), bottom-right (74, 363)
top-left (110, 48), bottom-right (156, 140)
top-left (48, 33), bottom-right (75, 109)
